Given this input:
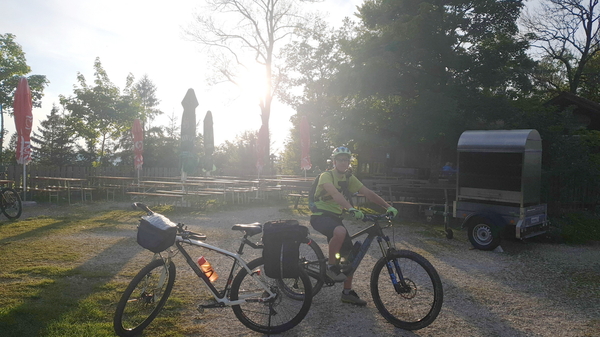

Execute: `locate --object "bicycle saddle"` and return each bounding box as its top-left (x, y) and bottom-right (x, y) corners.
top-left (231, 223), bottom-right (262, 236)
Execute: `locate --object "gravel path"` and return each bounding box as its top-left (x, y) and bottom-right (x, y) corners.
top-left (22, 202), bottom-right (600, 336)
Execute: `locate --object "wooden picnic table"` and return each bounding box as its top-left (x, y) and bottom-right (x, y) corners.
top-left (31, 176), bottom-right (90, 204)
top-left (90, 176), bottom-right (136, 200)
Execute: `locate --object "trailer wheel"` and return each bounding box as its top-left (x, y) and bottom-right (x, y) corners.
top-left (467, 216), bottom-right (501, 251)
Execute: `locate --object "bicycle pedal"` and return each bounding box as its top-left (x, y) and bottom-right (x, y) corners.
top-left (323, 276), bottom-right (336, 287)
top-left (198, 301), bottom-right (224, 311)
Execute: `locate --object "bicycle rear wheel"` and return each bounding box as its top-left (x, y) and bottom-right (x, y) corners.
top-left (278, 239), bottom-right (326, 300)
top-left (231, 257), bottom-right (312, 334)
top-left (114, 259), bottom-right (176, 337)
top-left (370, 250), bottom-right (443, 330)
top-left (0, 188), bottom-right (22, 220)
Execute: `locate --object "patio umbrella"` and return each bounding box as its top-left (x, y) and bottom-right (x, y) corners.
top-left (180, 89), bottom-right (198, 181)
top-left (132, 118), bottom-right (144, 183)
top-left (300, 115), bottom-right (312, 176)
top-left (13, 77), bottom-right (33, 200)
top-left (203, 110), bottom-right (214, 175)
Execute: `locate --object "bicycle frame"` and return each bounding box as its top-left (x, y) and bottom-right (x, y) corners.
top-left (347, 221), bottom-right (389, 271)
top-left (346, 218), bottom-right (410, 291)
top-left (158, 234), bottom-right (275, 307)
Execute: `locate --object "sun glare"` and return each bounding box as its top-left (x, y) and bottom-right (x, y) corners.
top-left (237, 65), bottom-right (269, 103)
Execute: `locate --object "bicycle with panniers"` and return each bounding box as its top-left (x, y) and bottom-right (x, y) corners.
top-left (288, 212), bottom-right (444, 331)
top-left (113, 203), bottom-right (313, 336)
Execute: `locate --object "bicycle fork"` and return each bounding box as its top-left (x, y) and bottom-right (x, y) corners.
top-left (377, 237), bottom-right (412, 294)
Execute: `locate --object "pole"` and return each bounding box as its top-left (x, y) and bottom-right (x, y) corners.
top-left (0, 103), bottom-right (3, 164)
top-left (22, 164), bottom-right (26, 201)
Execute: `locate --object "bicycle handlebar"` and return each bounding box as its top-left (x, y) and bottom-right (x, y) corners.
top-left (362, 213), bottom-right (393, 222)
top-left (132, 202), bottom-right (153, 215)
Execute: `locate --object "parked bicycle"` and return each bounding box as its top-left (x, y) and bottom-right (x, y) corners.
top-left (291, 213), bottom-right (444, 331)
top-left (0, 188), bottom-right (22, 220)
top-left (113, 203), bottom-right (313, 336)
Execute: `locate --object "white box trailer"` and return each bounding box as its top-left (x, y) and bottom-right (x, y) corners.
top-left (452, 129), bottom-right (550, 250)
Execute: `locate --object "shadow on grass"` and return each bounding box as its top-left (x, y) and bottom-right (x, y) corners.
top-left (0, 226), bottom-right (138, 337)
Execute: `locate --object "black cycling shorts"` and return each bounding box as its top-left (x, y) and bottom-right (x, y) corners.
top-left (310, 215), bottom-right (353, 255)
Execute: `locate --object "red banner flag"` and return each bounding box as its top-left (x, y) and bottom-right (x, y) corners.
top-left (132, 119), bottom-right (144, 170)
top-left (13, 77), bottom-right (33, 165)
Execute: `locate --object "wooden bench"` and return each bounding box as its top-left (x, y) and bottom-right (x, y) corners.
top-left (389, 185), bottom-right (454, 218)
top-left (69, 186), bottom-right (96, 202)
top-left (30, 187), bottom-right (62, 203)
top-left (126, 191), bottom-right (185, 199)
top-left (101, 185), bottom-right (122, 201)
top-left (287, 192), bottom-right (308, 209)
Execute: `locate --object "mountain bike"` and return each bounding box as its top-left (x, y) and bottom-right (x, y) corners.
top-left (113, 203), bottom-right (312, 336)
top-left (292, 213), bottom-right (444, 331)
top-left (0, 188), bottom-right (22, 220)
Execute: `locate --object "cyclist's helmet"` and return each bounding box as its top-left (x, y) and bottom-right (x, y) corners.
top-left (332, 146), bottom-right (352, 159)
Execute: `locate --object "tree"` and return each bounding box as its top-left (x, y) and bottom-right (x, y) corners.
top-left (579, 52), bottom-right (600, 102)
top-left (279, 18), bottom-right (353, 171)
top-left (335, 0), bottom-right (534, 167)
top-left (279, 0), bottom-right (535, 172)
top-left (185, 0), bottom-right (320, 170)
top-left (521, 0), bottom-right (600, 94)
top-left (0, 33), bottom-right (49, 161)
top-left (213, 130), bottom-right (260, 176)
top-left (0, 33), bottom-right (49, 111)
top-left (133, 74), bottom-right (162, 129)
top-left (30, 104), bottom-right (77, 166)
top-left (164, 109), bottom-right (180, 139)
top-left (60, 58), bottom-right (138, 166)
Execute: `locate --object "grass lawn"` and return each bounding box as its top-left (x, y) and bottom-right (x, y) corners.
top-left (0, 203), bottom-right (198, 337)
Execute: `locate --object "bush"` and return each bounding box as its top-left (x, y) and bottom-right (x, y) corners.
top-left (551, 211), bottom-right (600, 244)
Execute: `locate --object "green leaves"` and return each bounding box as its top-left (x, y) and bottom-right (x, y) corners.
top-left (0, 33), bottom-right (49, 113)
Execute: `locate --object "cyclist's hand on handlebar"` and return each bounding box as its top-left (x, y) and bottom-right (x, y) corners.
top-left (348, 208), bottom-right (364, 220)
top-left (386, 206), bottom-right (398, 219)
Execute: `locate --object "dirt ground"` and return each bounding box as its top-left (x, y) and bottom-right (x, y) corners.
top-left (21, 201), bottom-right (600, 336)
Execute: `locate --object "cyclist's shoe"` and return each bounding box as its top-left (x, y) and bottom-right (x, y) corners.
top-left (340, 263), bottom-right (354, 275)
top-left (341, 290), bottom-right (367, 306)
top-left (325, 264), bottom-right (347, 282)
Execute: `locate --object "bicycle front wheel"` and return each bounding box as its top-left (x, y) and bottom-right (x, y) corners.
top-left (1, 188), bottom-right (22, 220)
top-left (370, 250), bottom-right (443, 330)
top-left (231, 257), bottom-right (312, 334)
top-left (114, 259), bottom-right (176, 337)
top-left (278, 239), bottom-right (326, 300)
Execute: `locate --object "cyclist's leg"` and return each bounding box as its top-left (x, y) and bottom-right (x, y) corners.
top-left (310, 216), bottom-right (352, 282)
top-left (309, 215), bottom-right (352, 264)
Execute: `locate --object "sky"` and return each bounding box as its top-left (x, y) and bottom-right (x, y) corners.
top-left (3, 0), bottom-right (364, 154)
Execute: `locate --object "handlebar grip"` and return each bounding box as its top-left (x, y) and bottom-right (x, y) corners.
top-left (132, 202), bottom-right (152, 214)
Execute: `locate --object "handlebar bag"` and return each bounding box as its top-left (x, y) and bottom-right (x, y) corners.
top-left (262, 220), bottom-right (309, 278)
top-left (137, 213), bottom-right (177, 253)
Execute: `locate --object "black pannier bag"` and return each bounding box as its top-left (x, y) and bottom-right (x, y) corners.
top-left (262, 220), bottom-right (309, 278)
top-left (137, 213), bottom-right (178, 253)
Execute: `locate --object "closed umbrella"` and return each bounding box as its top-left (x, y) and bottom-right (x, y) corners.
top-left (180, 89), bottom-right (198, 182)
top-left (132, 119), bottom-right (144, 183)
top-left (13, 77), bottom-right (33, 200)
top-left (203, 110), bottom-right (214, 175)
top-left (300, 116), bottom-right (312, 176)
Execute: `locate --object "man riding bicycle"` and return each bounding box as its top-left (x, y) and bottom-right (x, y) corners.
top-left (310, 146), bottom-right (398, 306)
